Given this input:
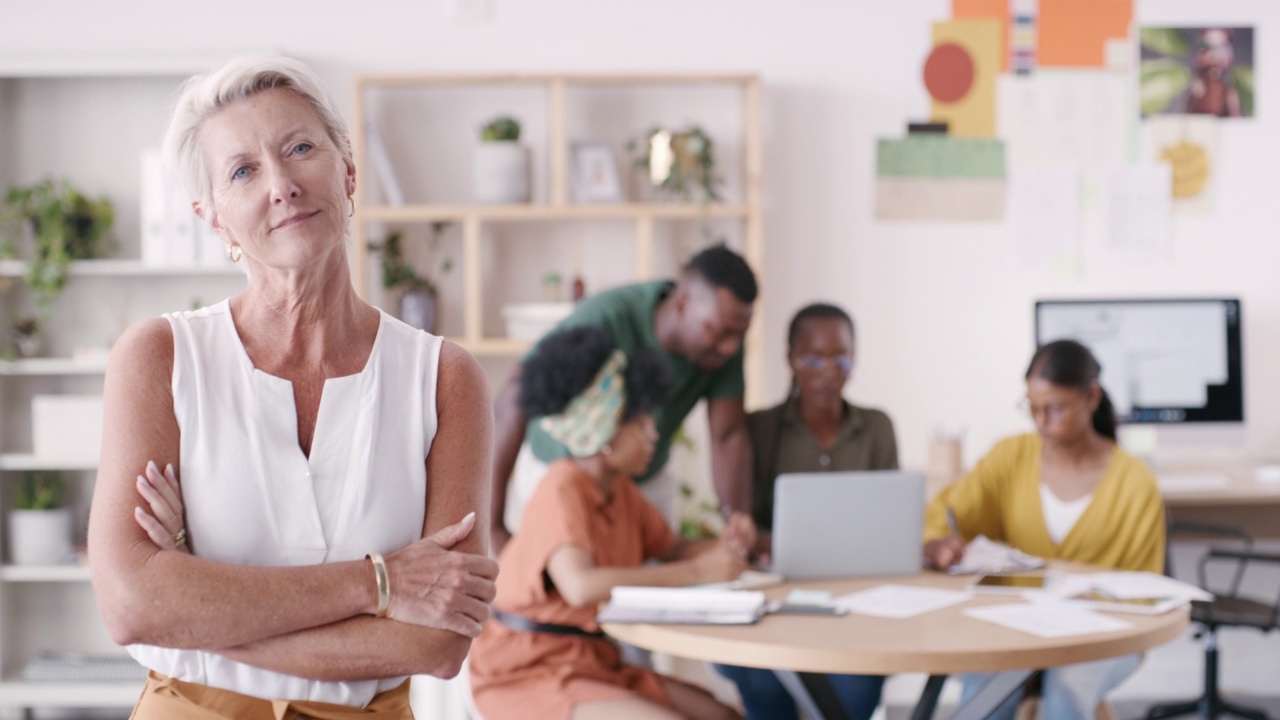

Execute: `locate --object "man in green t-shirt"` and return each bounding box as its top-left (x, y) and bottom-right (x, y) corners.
top-left (490, 246), bottom-right (758, 552)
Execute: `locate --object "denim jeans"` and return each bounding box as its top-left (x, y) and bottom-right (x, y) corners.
top-left (958, 654), bottom-right (1142, 720)
top-left (711, 663), bottom-right (885, 720)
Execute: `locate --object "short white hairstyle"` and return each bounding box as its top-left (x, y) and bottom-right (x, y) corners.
top-left (162, 55), bottom-right (352, 210)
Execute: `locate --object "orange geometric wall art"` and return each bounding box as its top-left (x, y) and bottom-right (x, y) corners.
top-left (927, 19), bottom-right (1002, 137)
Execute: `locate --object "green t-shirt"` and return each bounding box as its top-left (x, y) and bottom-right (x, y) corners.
top-left (525, 280), bottom-right (745, 482)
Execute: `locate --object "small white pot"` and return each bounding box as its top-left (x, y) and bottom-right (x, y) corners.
top-left (9, 508), bottom-right (73, 566)
top-left (473, 142), bottom-right (531, 203)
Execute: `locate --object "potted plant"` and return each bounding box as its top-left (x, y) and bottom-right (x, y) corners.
top-left (10, 315), bottom-right (42, 358)
top-left (473, 115), bottom-right (531, 203)
top-left (369, 223), bottom-right (452, 333)
top-left (9, 471), bottom-right (72, 566)
top-left (627, 125), bottom-right (722, 203)
top-left (1, 179), bottom-right (114, 323)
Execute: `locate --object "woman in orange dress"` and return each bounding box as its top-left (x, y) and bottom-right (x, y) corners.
top-left (469, 326), bottom-right (754, 720)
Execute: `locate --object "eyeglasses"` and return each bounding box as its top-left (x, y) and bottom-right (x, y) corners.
top-left (1016, 397), bottom-right (1080, 422)
top-left (796, 355), bottom-right (853, 373)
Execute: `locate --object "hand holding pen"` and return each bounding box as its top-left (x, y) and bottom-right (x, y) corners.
top-left (924, 506), bottom-right (968, 571)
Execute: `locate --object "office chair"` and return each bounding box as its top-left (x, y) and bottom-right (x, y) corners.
top-left (1145, 522), bottom-right (1280, 720)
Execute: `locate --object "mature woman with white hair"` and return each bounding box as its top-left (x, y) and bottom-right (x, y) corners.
top-left (87, 55), bottom-right (498, 719)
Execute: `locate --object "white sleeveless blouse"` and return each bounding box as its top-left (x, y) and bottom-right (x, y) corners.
top-left (127, 300), bottom-right (441, 705)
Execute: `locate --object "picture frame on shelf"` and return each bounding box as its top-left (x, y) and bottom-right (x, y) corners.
top-left (572, 143), bottom-right (624, 203)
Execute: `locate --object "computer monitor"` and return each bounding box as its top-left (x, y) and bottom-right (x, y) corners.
top-left (1034, 298), bottom-right (1243, 424)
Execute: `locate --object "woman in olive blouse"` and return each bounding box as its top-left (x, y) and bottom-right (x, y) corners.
top-left (713, 303), bottom-right (898, 720)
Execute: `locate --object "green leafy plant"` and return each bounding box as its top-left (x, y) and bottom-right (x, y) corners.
top-left (679, 483), bottom-right (720, 540)
top-left (369, 223), bottom-right (453, 296)
top-left (672, 426), bottom-right (722, 540)
top-left (15, 471), bottom-right (62, 511)
top-left (480, 116), bottom-right (521, 142)
top-left (2, 180), bottom-right (114, 316)
top-left (627, 126), bottom-right (722, 202)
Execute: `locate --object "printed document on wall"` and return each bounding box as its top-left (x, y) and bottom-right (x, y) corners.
top-left (1103, 163), bottom-right (1172, 265)
top-left (1000, 72), bottom-right (1132, 192)
top-left (1009, 165), bottom-right (1079, 272)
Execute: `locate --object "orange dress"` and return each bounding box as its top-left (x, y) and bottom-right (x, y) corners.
top-left (469, 460), bottom-right (680, 719)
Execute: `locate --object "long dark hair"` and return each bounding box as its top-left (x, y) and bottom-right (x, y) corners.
top-left (1025, 339), bottom-right (1117, 441)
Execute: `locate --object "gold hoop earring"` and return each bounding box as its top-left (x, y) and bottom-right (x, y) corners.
top-left (601, 444), bottom-right (613, 456)
top-left (225, 243), bottom-right (242, 263)
top-left (348, 195), bottom-right (355, 218)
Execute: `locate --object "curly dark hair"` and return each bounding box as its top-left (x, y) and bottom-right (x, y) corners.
top-left (520, 326), bottom-right (672, 422)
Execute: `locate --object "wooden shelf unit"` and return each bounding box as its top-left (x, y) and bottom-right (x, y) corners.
top-left (351, 72), bottom-right (765, 390)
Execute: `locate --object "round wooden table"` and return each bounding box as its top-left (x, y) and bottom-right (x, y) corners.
top-left (604, 568), bottom-right (1189, 720)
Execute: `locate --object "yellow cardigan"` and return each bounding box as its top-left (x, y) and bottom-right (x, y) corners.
top-left (925, 434), bottom-right (1165, 573)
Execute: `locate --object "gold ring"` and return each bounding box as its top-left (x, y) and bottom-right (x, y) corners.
top-left (173, 528), bottom-right (187, 548)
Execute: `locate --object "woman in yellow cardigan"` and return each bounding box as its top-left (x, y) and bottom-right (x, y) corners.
top-left (924, 339), bottom-right (1165, 720)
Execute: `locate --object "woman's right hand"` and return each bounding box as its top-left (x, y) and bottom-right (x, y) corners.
top-left (924, 537), bottom-right (967, 571)
top-left (383, 512), bottom-right (499, 638)
top-left (133, 461), bottom-right (191, 554)
top-left (690, 542), bottom-right (748, 584)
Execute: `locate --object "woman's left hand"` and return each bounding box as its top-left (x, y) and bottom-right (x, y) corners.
top-left (721, 512), bottom-right (757, 556)
top-left (133, 460), bottom-right (190, 554)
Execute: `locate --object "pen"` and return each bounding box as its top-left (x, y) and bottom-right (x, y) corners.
top-left (946, 506), bottom-right (961, 539)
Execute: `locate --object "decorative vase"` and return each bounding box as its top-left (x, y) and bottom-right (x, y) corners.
top-left (473, 142), bottom-right (531, 203)
top-left (9, 508), bottom-right (73, 566)
top-left (14, 334), bottom-right (40, 358)
top-left (399, 291), bottom-right (439, 334)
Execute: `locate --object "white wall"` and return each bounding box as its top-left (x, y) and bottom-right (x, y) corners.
top-left (4, 0), bottom-right (1278, 469)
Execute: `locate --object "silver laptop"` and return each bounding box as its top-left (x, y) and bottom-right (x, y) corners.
top-left (772, 471), bottom-right (925, 580)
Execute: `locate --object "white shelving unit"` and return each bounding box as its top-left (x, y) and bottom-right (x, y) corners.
top-left (352, 72), bottom-right (766, 398)
top-left (0, 259), bottom-right (243, 278)
top-left (0, 358), bottom-right (108, 376)
top-left (0, 566), bottom-right (90, 583)
top-left (0, 53), bottom-right (248, 717)
top-left (0, 681), bottom-right (142, 708)
top-left (0, 457), bottom-right (97, 472)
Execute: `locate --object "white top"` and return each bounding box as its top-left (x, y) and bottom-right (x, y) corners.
top-left (128, 300), bottom-right (441, 706)
top-left (1039, 482), bottom-right (1094, 545)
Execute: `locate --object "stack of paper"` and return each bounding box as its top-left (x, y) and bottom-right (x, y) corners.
top-left (949, 535), bottom-right (1046, 575)
top-left (1027, 571), bottom-right (1209, 615)
top-left (597, 586), bottom-right (767, 625)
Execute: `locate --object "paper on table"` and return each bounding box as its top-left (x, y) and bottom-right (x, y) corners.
top-left (949, 535), bottom-right (1047, 575)
top-left (835, 584), bottom-right (971, 619)
top-left (696, 570), bottom-right (785, 591)
top-left (1076, 571), bottom-right (1212, 602)
top-left (1009, 165), bottom-right (1079, 273)
top-left (965, 603), bottom-right (1133, 638)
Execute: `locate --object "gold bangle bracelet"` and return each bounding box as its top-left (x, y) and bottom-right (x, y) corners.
top-left (366, 553), bottom-right (390, 618)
